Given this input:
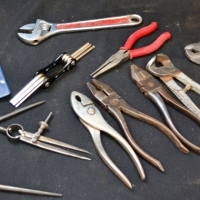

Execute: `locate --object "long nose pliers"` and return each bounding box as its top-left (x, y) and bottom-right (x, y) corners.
top-left (91, 22), bottom-right (171, 78)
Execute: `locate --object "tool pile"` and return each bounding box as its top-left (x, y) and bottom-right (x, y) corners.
top-left (0, 13), bottom-right (200, 197)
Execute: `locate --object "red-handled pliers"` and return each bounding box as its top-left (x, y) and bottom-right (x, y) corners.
top-left (91, 22), bottom-right (171, 78)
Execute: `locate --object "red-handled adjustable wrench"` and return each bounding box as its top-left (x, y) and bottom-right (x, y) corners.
top-left (91, 22), bottom-right (171, 78)
top-left (17, 14), bottom-right (142, 45)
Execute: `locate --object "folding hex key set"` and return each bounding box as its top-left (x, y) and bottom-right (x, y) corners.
top-left (1, 12), bottom-right (200, 197)
top-left (10, 42), bottom-right (95, 107)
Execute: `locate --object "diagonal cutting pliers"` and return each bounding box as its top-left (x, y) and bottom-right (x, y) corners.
top-left (131, 65), bottom-right (200, 154)
top-left (87, 79), bottom-right (188, 172)
top-left (91, 22), bottom-right (171, 78)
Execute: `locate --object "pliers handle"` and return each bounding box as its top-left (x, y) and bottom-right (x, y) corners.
top-left (120, 22), bottom-right (171, 59)
top-left (91, 22), bottom-right (171, 78)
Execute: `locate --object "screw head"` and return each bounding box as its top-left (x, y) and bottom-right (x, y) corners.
top-left (110, 99), bottom-right (119, 105)
top-left (87, 107), bottom-right (95, 115)
top-left (45, 82), bottom-right (50, 88)
top-left (71, 60), bottom-right (76, 66)
top-left (147, 81), bottom-right (154, 87)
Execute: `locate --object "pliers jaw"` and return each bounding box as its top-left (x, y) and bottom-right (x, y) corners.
top-left (130, 64), bottom-right (150, 85)
top-left (91, 50), bottom-right (129, 78)
top-left (91, 79), bottom-right (118, 96)
top-left (184, 42), bottom-right (200, 64)
top-left (130, 65), bottom-right (161, 95)
top-left (87, 79), bottom-right (121, 109)
top-left (87, 82), bottom-right (108, 109)
top-left (70, 91), bottom-right (94, 109)
top-left (146, 53), bottom-right (180, 78)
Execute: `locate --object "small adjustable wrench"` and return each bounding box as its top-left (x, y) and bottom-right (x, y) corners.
top-left (17, 14), bottom-right (142, 45)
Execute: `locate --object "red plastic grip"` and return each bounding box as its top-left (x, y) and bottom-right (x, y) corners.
top-left (128, 32), bottom-right (171, 59)
top-left (120, 22), bottom-right (158, 51)
top-left (56, 16), bottom-right (130, 29)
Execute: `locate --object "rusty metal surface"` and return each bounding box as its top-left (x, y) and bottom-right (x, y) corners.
top-left (87, 79), bottom-right (188, 170)
top-left (131, 65), bottom-right (200, 154)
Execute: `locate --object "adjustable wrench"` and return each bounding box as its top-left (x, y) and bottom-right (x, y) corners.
top-left (17, 14), bottom-right (142, 45)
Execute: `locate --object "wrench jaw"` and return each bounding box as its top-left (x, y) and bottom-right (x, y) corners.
top-left (18, 23), bottom-right (35, 33)
top-left (18, 32), bottom-right (41, 45)
top-left (18, 19), bottom-right (55, 45)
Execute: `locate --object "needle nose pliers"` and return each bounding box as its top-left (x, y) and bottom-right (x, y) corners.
top-left (91, 22), bottom-right (171, 78)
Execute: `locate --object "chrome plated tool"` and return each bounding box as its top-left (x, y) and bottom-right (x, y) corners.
top-left (87, 79), bottom-right (188, 171)
top-left (131, 65), bottom-right (200, 154)
top-left (17, 14), bottom-right (142, 45)
top-left (0, 112), bottom-right (91, 160)
top-left (185, 42), bottom-right (200, 64)
top-left (0, 101), bottom-right (45, 122)
top-left (0, 184), bottom-right (62, 197)
top-left (146, 53), bottom-right (200, 119)
top-left (10, 43), bottom-right (95, 107)
top-left (0, 66), bottom-right (10, 98)
top-left (70, 91), bottom-right (145, 189)
top-left (91, 22), bottom-right (171, 78)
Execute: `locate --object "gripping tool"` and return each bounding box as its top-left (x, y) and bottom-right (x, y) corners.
top-left (17, 14), bottom-right (142, 45)
top-left (87, 79), bottom-right (189, 171)
top-left (131, 65), bottom-right (200, 154)
top-left (184, 42), bottom-right (200, 64)
top-left (91, 22), bottom-right (171, 78)
top-left (146, 53), bottom-right (200, 119)
top-left (70, 91), bottom-right (145, 189)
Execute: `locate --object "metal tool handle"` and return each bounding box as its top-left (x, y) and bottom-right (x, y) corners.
top-left (175, 72), bottom-right (200, 95)
top-left (56, 15), bottom-right (142, 31)
top-left (80, 119), bottom-right (133, 189)
top-left (95, 116), bottom-right (145, 181)
top-left (109, 106), bottom-right (164, 171)
top-left (162, 77), bottom-right (200, 118)
top-left (158, 88), bottom-right (200, 124)
top-left (121, 100), bottom-right (189, 154)
top-left (149, 91), bottom-right (200, 154)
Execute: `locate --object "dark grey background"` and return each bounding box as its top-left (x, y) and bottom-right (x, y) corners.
top-left (0, 0), bottom-right (200, 199)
